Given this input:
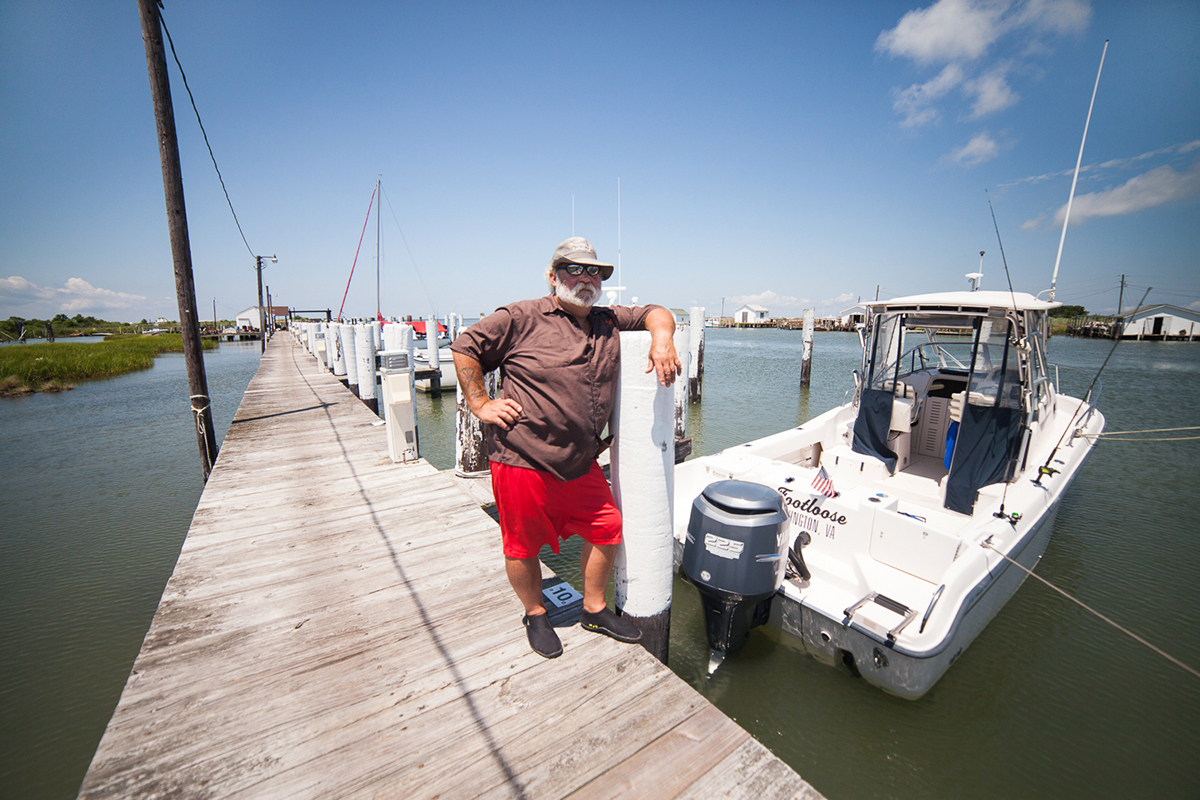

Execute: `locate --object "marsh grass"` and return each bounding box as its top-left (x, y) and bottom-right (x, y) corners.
top-left (0, 334), bottom-right (215, 396)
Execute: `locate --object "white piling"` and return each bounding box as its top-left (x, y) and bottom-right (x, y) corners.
top-left (688, 306), bottom-right (705, 402)
top-left (398, 323), bottom-right (417, 421)
top-left (425, 315), bottom-right (442, 395)
top-left (355, 323), bottom-right (377, 414)
top-left (341, 323), bottom-right (359, 393)
top-left (383, 320), bottom-right (401, 353)
top-left (611, 330), bottom-right (676, 663)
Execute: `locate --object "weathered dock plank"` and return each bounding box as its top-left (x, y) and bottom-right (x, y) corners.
top-left (77, 334), bottom-right (821, 799)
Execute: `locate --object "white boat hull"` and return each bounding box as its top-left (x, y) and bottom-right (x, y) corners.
top-left (773, 501), bottom-right (1061, 698)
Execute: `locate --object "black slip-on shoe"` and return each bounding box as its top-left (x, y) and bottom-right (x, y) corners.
top-left (579, 607), bottom-right (642, 643)
top-left (523, 613), bottom-right (563, 658)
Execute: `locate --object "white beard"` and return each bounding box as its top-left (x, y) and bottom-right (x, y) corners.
top-left (556, 279), bottom-right (598, 308)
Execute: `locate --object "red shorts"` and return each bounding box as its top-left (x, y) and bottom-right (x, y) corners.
top-left (490, 460), bottom-right (623, 559)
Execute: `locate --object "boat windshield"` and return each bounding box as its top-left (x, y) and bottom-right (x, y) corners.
top-left (865, 311), bottom-right (1000, 387)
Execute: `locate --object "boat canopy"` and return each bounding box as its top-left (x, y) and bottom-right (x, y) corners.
top-left (864, 290), bottom-right (1059, 313)
top-left (852, 295), bottom-right (1048, 515)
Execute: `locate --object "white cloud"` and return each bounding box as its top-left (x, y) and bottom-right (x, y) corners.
top-left (877, 0), bottom-right (1092, 127)
top-left (724, 290), bottom-right (860, 315)
top-left (1190, 301), bottom-right (1200, 312)
top-left (947, 131), bottom-right (1001, 166)
top-left (1001, 140), bottom-right (1200, 189)
top-left (1049, 160), bottom-right (1200, 226)
top-left (965, 62), bottom-right (1019, 117)
top-left (1014, 0), bottom-right (1092, 35)
top-left (894, 64), bottom-right (964, 127)
top-left (0, 275), bottom-right (147, 317)
top-left (876, 0), bottom-right (1006, 65)
top-left (0, 276), bottom-right (58, 304)
top-left (727, 290), bottom-right (810, 312)
top-left (822, 293), bottom-right (858, 309)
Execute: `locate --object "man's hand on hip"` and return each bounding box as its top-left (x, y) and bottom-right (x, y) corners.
top-left (476, 398), bottom-right (523, 429)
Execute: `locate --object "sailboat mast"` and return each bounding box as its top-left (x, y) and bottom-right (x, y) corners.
top-left (1050, 40), bottom-right (1108, 302)
top-left (617, 177), bottom-right (622, 305)
top-left (375, 178), bottom-right (381, 319)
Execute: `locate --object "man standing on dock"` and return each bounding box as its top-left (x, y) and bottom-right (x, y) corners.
top-left (451, 236), bottom-right (680, 658)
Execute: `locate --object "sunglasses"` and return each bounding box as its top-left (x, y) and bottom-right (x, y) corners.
top-left (558, 264), bottom-right (603, 277)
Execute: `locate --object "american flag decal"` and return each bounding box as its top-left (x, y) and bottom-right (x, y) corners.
top-left (811, 465), bottom-right (837, 498)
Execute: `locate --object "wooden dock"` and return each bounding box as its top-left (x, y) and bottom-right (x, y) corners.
top-left (77, 334), bottom-right (822, 799)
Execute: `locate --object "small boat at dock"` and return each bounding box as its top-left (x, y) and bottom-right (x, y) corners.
top-left (673, 289), bottom-right (1105, 698)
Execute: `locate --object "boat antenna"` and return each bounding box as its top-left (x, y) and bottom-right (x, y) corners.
top-left (1050, 39), bottom-right (1108, 302)
top-left (1035, 284), bottom-right (1151, 485)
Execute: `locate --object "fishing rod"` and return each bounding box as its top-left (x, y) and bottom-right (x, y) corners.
top-left (1035, 284), bottom-right (1152, 485)
top-left (987, 189), bottom-right (1021, 328)
top-left (985, 189), bottom-right (1025, 523)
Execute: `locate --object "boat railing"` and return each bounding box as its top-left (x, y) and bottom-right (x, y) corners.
top-left (846, 369), bottom-right (863, 407)
top-left (1050, 362), bottom-right (1104, 429)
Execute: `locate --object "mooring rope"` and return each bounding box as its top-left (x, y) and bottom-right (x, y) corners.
top-left (190, 393), bottom-right (217, 463)
top-left (1077, 425), bottom-right (1200, 442)
top-left (980, 539), bottom-right (1200, 680)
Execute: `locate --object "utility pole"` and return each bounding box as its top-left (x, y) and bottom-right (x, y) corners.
top-left (255, 256), bottom-right (266, 352)
top-left (137, 0), bottom-right (218, 481)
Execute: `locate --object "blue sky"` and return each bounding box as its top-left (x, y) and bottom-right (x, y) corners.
top-left (2, 0), bottom-right (1197, 324)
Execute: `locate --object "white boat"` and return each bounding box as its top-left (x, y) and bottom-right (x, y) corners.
top-left (414, 346), bottom-right (457, 392)
top-left (673, 289), bottom-right (1105, 698)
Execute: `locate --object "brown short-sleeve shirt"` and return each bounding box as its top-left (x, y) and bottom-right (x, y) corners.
top-left (450, 296), bottom-right (659, 481)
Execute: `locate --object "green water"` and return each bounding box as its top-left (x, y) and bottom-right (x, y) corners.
top-left (2, 332), bottom-right (1197, 799)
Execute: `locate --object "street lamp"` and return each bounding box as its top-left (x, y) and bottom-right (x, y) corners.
top-left (255, 254), bottom-right (276, 353)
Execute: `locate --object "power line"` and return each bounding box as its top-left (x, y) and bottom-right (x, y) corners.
top-left (380, 184), bottom-right (437, 317)
top-left (159, 9), bottom-right (255, 259)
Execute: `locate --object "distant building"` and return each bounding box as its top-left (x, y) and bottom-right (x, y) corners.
top-left (1114, 304), bottom-right (1200, 340)
top-left (733, 304), bottom-right (769, 324)
top-left (233, 306), bottom-right (290, 330)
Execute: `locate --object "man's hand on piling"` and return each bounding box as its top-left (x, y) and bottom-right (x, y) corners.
top-left (646, 339), bottom-right (682, 387)
top-left (643, 307), bottom-right (682, 387)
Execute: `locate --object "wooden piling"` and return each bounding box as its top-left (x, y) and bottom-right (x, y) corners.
top-left (800, 308), bottom-right (814, 388)
top-left (455, 369), bottom-right (498, 476)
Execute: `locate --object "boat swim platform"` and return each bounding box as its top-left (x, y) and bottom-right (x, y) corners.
top-left (78, 334), bottom-right (821, 800)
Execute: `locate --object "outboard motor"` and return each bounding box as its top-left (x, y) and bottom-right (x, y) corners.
top-left (681, 480), bottom-right (789, 669)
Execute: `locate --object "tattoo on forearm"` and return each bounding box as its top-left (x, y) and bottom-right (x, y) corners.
top-left (459, 365), bottom-right (489, 406)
